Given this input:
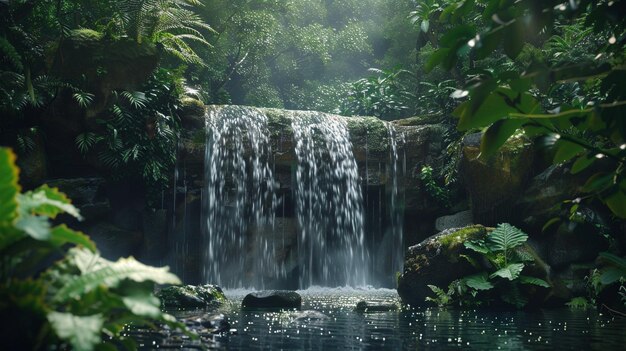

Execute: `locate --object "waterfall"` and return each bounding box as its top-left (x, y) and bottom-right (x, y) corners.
top-left (387, 123), bottom-right (404, 285)
top-left (292, 111), bottom-right (367, 287)
top-left (201, 106), bottom-right (403, 289)
top-left (203, 106), bottom-right (279, 288)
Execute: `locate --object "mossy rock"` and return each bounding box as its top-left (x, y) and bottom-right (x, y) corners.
top-left (346, 116), bottom-right (389, 154)
top-left (397, 225), bottom-right (491, 307)
top-left (393, 114), bottom-right (443, 126)
top-left (69, 28), bottom-right (104, 41)
top-left (157, 284), bottom-right (226, 308)
top-left (180, 97), bottom-right (206, 129)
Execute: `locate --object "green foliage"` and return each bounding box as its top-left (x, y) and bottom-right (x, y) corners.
top-left (341, 67), bottom-right (414, 120)
top-left (75, 68), bottom-right (182, 193)
top-left (441, 224), bottom-right (549, 308)
top-left (589, 252), bottom-right (626, 310)
top-left (0, 147), bottom-right (192, 350)
top-left (114, 0), bottom-right (213, 64)
top-left (193, 0), bottom-right (413, 111)
top-left (426, 284), bottom-right (454, 307)
top-left (419, 165), bottom-right (452, 208)
top-left (566, 297), bottom-right (591, 309)
top-left (423, 0), bottom-right (626, 219)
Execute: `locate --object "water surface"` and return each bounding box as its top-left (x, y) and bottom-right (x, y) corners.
top-left (139, 288), bottom-right (626, 350)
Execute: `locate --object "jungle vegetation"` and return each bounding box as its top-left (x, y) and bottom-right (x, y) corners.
top-left (1, 0), bottom-right (625, 347)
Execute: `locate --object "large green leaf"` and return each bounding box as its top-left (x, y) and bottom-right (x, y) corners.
top-left (464, 240), bottom-right (489, 254)
top-left (0, 148), bottom-right (20, 224)
top-left (599, 252), bottom-right (626, 270)
top-left (48, 312), bottom-right (103, 351)
top-left (604, 189), bottom-right (626, 219)
top-left (571, 153), bottom-right (595, 174)
top-left (600, 267), bottom-right (625, 285)
top-left (19, 186), bottom-right (82, 220)
top-left (120, 285), bottom-right (162, 319)
top-left (49, 225), bottom-right (96, 252)
top-left (486, 223), bottom-right (528, 253)
top-left (425, 48), bottom-right (451, 72)
top-left (480, 119), bottom-right (525, 157)
top-left (519, 275), bottom-right (550, 288)
top-left (53, 248), bottom-right (181, 302)
top-left (457, 88), bottom-right (539, 131)
top-left (463, 273), bottom-right (494, 290)
top-left (553, 139), bottom-right (585, 164)
top-left (490, 263), bottom-right (525, 281)
top-left (15, 214), bottom-right (51, 240)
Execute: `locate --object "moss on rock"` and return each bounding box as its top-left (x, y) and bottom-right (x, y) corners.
top-left (438, 224), bottom-right (487, 251)
top-left (157, 284), bottom-right (226, 308)
top-left (264, 108), bottom-right (294, 136)
top-left (346, 116), bottom-right (389, 153)
top-left (70, 28), bottom-right (104, 41)
top-left (397, 225), bottom-right (490, 306)
top-left (393, 114), bottom-right (443, 126)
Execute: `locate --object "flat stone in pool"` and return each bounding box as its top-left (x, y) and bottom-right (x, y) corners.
top-left (355, 300), bottom-right (399, 312)
top-left (242, 290), bottom-right (302, 310)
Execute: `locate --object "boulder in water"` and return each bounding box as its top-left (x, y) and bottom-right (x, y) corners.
top-left (355, 301), bottom-right (399, 312)
top-left (242, 290), bottom-right (302, 310)
top-left (157, 284), bottom-right (226, 308)
top-left (397, 225), bottom-right (490, 307)
top-left (184, 313), bottom-right (231, 334)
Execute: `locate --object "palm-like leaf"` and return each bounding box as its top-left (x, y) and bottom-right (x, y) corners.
top-left (486, 223), bottom-right (528, 264)
top-left (53, 248), bottom-right (180, 303)
top-left (490, 263), bottom-right (525, 281)
top-left (117, 0), bottom-right (212, 64)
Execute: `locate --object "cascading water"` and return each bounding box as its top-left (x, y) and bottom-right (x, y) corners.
top-left (292, 111), bottom-right (368, 287)
top-left (201, 106), bottom-right (403, 289)
top-left (203, 106), bottom-right (280, 288)
top-left (386, 123), bottom-right (404, 285)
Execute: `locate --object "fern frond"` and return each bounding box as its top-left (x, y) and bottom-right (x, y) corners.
top-left (121, 91), bottom-right (147, 108)
top-left (75, 133), bottom-right (100, 154)
top-left (0, 36), bottom-right (24, 71)
top-left (486, 223), bottom-right (528, 262)
top-left (98, 149), bottom-right (120, 168)
top-left (16, 133), bottom-right (36, 154)
top-left (72, 92), bottom-right (95, 108)
top-left (160, 34), bottom-right (205, 65)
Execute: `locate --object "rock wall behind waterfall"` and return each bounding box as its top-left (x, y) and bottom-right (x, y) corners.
top-left (174, 105), bottom-right (453, 288)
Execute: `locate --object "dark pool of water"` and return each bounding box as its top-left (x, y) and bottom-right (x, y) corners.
top-left (135, 287), bottom-right (626, 350)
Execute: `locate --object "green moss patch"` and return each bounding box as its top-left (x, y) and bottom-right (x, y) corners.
top-left (346, 116), bottom-right (389, 153)
top-left (393, 114), bottom-right (443, 126)
top-left (438, 225), bottom-right (488, 250)
top-left (157, 284), bottom-right (226, 308)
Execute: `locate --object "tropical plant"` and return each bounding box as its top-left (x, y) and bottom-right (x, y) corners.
top-left (427, 224), bottom-right (550, 308)
top-left (423, 0), bottom-right (626, 219)
top-left (566, 296), bottom-right (592, 309)
top-left (594, 252), bottom-right (626, 310)
top-left (416, 79), bottom-right (458, 115)
top-left (75, 68), bottom-right (182, 196)
top-left (341, 67), bottom-right (415, 119)
top-left (408, 0), bottom-right (444, 35)
top-left (0, 147), bottom-right (191, 350)
top-left (425, 284), bottom-right (454, 307)
top-left (419, 165), bottom-right (452, 208)
top-left (117, 0), bottom-right (214, 65)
